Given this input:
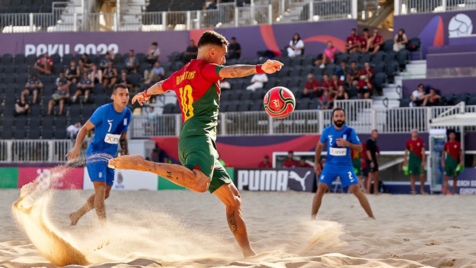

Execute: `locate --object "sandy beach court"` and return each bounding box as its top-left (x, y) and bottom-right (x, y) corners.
top-left (1, 189), bottom-right (476, 268)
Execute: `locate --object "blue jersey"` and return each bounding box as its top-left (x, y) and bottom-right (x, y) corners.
top-left (319, 125), bottom-right (361, 166)
top-left (87, 103), bottom-right (132, 157)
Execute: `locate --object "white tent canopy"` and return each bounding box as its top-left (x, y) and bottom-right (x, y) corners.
top-left (430, 113), bottom-right (476, 127)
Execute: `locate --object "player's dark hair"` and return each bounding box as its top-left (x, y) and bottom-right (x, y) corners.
top-left (351, 28), bottom-right (356, 31)
top-left (288, 150), bottom-right (294, 154)
top-left (332, 108), bottom-right (345, 118)
top-left (197, 31), bottom-right (229, 48)
top-left (113, 84), bottom-right (128, 94)
top-left (363, 28), bottom-right (369, 32)
top-left (152, 41), bottom-right (158, 46)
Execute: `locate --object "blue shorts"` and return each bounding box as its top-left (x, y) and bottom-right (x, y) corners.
top-left (318, 164), bottom-right (359, 188)
top-left (87, 160), bottom-right (115, 186)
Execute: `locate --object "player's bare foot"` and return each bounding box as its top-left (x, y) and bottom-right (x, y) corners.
top-left (243, 249), bottom-right (257, 258)
top-left (421, 191), bottom-right (428, 195)
top-left (108, 154), bottom-right (144, 169)
top-left (70, 213), bottom-right (79, 226)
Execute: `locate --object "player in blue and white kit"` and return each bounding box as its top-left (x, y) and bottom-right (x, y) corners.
top-left (311, 108), bottom-right (374, 219)
top-left (67, 84), bottom-right (132, 226)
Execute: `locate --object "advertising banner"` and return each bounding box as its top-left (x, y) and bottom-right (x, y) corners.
top-left (0, 168), bottom-right (19, 189)
top-left (236, 168), bottom-right (315, 192)
top-left (83, 168), bottom-right (158, 190)
top-left (17, 167), bottom-right (84, 189)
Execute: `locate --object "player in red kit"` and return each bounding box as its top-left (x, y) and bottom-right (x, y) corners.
top-left (442, 131), bottom-right (463, 195)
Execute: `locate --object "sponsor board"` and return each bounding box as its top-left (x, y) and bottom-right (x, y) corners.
top-left (236, 168), bottom-right (314, 192)
top-left (17, 167), bottom-right (84, 189)
top-left (0, 168), bottom-right (19, 189)
top-left (83, 168), bottom-right (158, 190)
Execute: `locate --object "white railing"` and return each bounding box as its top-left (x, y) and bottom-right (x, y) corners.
top-left (0, 139), bottom-right (90, 163)
top-left (0, 0), bottom-right (357, 33)
top-left (396, 0), bottom-right (476, 15)
top-left (130, 103), bottom-right (476, 137)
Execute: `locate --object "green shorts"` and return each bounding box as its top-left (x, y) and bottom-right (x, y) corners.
top-left (409, 159), bottom-right (424, 176)
top-left (444, 164), bottom-right (458, 177)
top-left (352, 159), bottom-right (361, 176)
top-left (178, 135), bottom-right (232, 193)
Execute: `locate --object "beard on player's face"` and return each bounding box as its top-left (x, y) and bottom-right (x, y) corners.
top-left (333, 119), bottom-right (345, 127)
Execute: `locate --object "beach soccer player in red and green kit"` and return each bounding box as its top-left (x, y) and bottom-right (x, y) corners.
top-left (442, 131), bottom-right (463, 195)
top-left (404, 129), bottom-right (427, 195)
top-left (108, 31), bottom-right (284, 257)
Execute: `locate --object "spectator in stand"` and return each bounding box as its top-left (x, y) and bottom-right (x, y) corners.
top-left (360, 28), bottom-right (370, 53)
top-left (357, 76), bottom-right (373, 99)
top-left (316, 41), bottom-right (337, 69)
top-left (335, 85), bottom-right (348, 100)
top-left (426, 88), bottom-right (441, 106)
top-left (320, 74), bottom-right (330, 91)
top-left (66, 122), bottom-right (81, 139)
top-left (144, 61), bottom-right (165, 86)
top-left (283, 151), bottom-right (298, 168)
top-left (335, 60), bottom-right (350, 83)
top-left (329, 74), bottom-right (343, 96)
top-left (34, 52), bottom-right (52, 74)
top-left (287, 33), bottom-right (305, 58)
top-left (258, 155), bottom-right (272, 168)
top-left (297, 157), bottom-right (312, 168)
top-left (410, 84), bottom-right (427, 107)
top-left (102, 61), bottom-right (118, 89)
top-left (117, 70), bottom-right (133, 89)
top-left (184, 39), bottom-right (198, 63)
top-left (163, 156), bottom-right (172, 164)
top-left (14, 98), bottom-right (30, 116)
top-left (79, 53), bottom-right (93, 73)
top-left (99, 52), bottom-right (111, 71)
top-left (124, 49), bottom-right (139, 73)
top-left (361, 61), bottom-right (374, 80)
top-left (65, 60), bottom-right (80, 85)
top-left (319, 89), bottom-right (333, 110)
top-left (302, 74), bottom-right (321, 99)
top-left (346, 28), bottom-right (360, 54)
top-left (347, 61), bottom-right (360, 87)
top-left (89, 63), bottom-right (102, 84)
top-left (246, 73), bottom-right (268, 91)
top-left (227, 37), bottom-right (241, 59)
top-left (47, 72), bottom-right (70, 115)
top-left (72, 72), bottom-right (94, 103)
top-left (207, 0), bottom-right (217, 9)
top-left (21, 74), bottom-right (43, 104)
top-left (144, 106), bottom-right (157, 134)
top-left (368, 29), bottom-right (383, 55)
top-left (147, 42), bottom-right (160, 65)
top-left (393, 29), bottom-right (408, 52)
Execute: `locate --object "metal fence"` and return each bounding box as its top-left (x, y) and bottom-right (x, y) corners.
top-left (131, 103), bottom-right (476, 138)
top-left (396, 0), bottom-right (476, 15)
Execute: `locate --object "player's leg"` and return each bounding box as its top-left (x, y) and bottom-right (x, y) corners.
top-left (419, 173), bottom-right (427, 194)
top-left (373, 170), bottom-right (379, 195)
top-left (366, 170), bottom-right (373, 194)
top-left (443, 175), bottom-right (449, 195)
top-left (452, 176), bottom-right (458, 194)
top-left (410, 175), bottom-right (416, 194)
top-left (349, 184), bottom-right (375, 219)
top-left (214, 182), bottom-right (256, 257)
top-left (311, 183), bottom-right (328, 219)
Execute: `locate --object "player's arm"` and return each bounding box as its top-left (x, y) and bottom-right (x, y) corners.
top-left (441, 149), bottom-right (446, 168)
top-left (66, 120), bottom-right (95, 160)
top-left (404, 148), bottom-right (408, 166)
top-left (314, 141), bottom-right (324, 174)
top-left (218, 60), bottom-right (283, 78)
top-left (120, 132), bottom-right (128, 155)
top-left (133, 80), bottom-right (167, 106)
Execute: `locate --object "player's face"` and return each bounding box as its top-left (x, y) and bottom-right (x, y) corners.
top-left (449, 133), bottom-right (456, 141)
top-left (372, 130), bottom-right (379, 139)
top-left (113, 88), bottom-right (130, 108)
top-left (211, 44), bottom-right (227, 65)
top-left (411, 130), bottom-right (418, 139)
top-left (333, 110), bottom-right (346, 127)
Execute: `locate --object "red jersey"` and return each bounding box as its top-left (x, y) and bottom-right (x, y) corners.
top-left (443, 141), bottom-right (461, 162)
top-left (406, 138), bottom-right (425, 161)
top-left (329, 79), bottom-right (343, 92)
top-left (258, 161), bottom-right (272, 168)
top-left (162, 59), bottom-right (224, 140)
top-left (360, 68), bottom-right (374, 78)
top-left (372, 35), bottom-right (383, 45)
top-left (38, 56), bottom-right (53, 65)
top-left (283, 159), bottom-right (298, 168)
top-left (346, 35), bottom-right (360, 46)
top-left (305, 80), bottom-right (319, 90)
top-left (297, 163), bottom-right (312, 168)
top-left (360, 36), bottom-right (369, 49)
top-left (320, 80), bottom-right (330, 89)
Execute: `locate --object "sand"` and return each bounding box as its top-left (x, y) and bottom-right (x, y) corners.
top-left (1, 188), bottom-right (476, 268)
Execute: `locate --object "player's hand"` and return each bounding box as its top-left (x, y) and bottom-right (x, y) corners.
top-left (261, 60), bottom-right (284, 74)
top-left (132, 91), bottom-right (150, 106)
top-left (66, 146), bottom-right (81, 161)
top-left (336, 138), bottom-right (349, 147)
top-left (421, 161), bottom-right (425, 168)
top-left (371, 162), bottom-right (375, 168)
top-left (314, 164), bottom-right (322, 174)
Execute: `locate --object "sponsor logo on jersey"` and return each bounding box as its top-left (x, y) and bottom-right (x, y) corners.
top-left (104, 133), bottom-right (121, 144)
top-left (330, 147), bottom-right (347, 156)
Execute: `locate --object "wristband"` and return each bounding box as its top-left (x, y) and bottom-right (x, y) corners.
top-left (142, 90), bottom-right (150, 98)
top-left (256, 64), bottom-right (265, 74)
